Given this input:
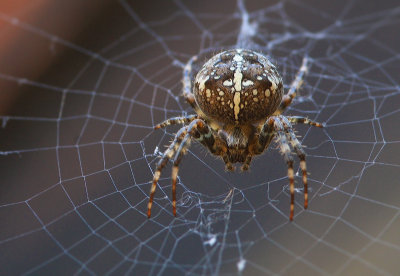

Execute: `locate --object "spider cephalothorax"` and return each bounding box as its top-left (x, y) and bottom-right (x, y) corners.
top-left (148, 49), bottom-right (324, 221)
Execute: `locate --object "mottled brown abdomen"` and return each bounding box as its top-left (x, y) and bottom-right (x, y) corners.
top-left (194, 49), bottom-right (283, 124)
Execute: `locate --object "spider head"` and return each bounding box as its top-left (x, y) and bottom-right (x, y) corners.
top-left (194, 49), bottom-right (283, 125)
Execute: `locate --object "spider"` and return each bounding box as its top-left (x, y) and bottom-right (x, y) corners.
top-left (148, 49), bottom-right (324, 220)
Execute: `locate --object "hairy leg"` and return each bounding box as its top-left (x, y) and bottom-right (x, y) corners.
top-left (287, 115), bottom-right (324, 128)
top-left (155, 114), bottom-right (198, 129)
top-left (258, 116), bottom-right (296, 220)
top-left (183, 55), bottom-right (198, 108)
top-left (260, 115), bottom-right (314, 220)
top-left (255, 117), bottom-right (276, 154)
top-left (274, 57), bottom-right (309, 115)
top-left (149, 118), bottom-right (223, 217)
top-left (273, 118), bottom-right (296, 221)
top-left (148, 127), bottom-right (187, 218)
top-left (280, 116), bottom-right (309, 210)
top-left (170, 119), bottom-right (210, 216)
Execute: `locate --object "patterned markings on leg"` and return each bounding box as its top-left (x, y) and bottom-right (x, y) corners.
top-left (171, 165), bottom-right (178, 216)
top-left (288, 162), bottom-right (295, 221)
top-left (195, 123), bottom-right (212, 141)
top-left (273, 118), bottom-right (296, 221)
top-left (155, 115), bottom-right (198, 129)
top-left (169, 119), bottom-right (206, 216)
top-left (147, 171), bottom-right (160, 218)
top-left (275, 57), bottom-right (309, 115)
top-left (257, 117), bottom-right (275, 153)
top-left (281, 117), bottom-right (309, 211)
top-left (300, 160), bottom-right (308, 209)
top-left (148, 128), bottom-right (187, 218)
top-left (197, 126), bottom-right (226, 157)
top-left (183, 55), bottom-right (198, 107)
top-left (279, 134), bottom-right (295, 221)
top-left (287, 116), bottom-right (324, 128)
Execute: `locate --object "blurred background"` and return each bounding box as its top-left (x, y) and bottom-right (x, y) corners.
top-left (0, 0), bottom-right (399, 275)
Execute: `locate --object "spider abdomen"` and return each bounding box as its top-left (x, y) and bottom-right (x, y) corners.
top-left (194, 49), bottom-right (283, 124)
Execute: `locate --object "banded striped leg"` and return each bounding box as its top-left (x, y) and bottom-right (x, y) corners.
top-left (148, 127), bottom-right (187, 218)
top-left (170, 119), bottom-right (211, 216)
top-left (218, 130), bottom-right (235, 171)
top-left (287, 131), bottom-right (308, 209)
top-left (259, 116), bottom-right (294, 220)
top-left (256, 117), bottom-right (276, 153)
top-left (275, 57), bottom-right (309, 115)
top-left (155, 114), bottom-right (198, 129)
top-left (281, 117), bottom-right (309, 210)
top-left (287, 116), bottom-right (324, 128)
top-left (183, 55), bottom-right (198, 108)
top-left (267, 117), bottom-right (296, 220)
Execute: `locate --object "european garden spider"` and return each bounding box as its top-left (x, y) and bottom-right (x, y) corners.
top-left (148, 49), bottom-right (324, 220)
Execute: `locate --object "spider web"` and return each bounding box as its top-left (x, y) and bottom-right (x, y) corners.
top-left (1, 0), bottom-right (400, 275)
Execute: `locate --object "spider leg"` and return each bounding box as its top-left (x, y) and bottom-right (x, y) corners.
top-left (280, 117), bottom-right (309, 210)
top-left (241, 156), bottom-right (252, 171)
top-left (170, 119), bottom-right (210, 216)
top-left (217, 130), bottom-right (235, 171)
top-left (183, 55), bottom-right (198, 108)
top-left (259, 116), bottom-right (310, 220)
top-left (254, 118), bottom-right (276, 154)
top-left (274, 57), bottom-right (309, 115)
top-left (273, 118), bottom-right (296, 221)
top-left (288, 132), bottom-right (308, 209)
top-left (287, 115), bottom-right (324, 128)
top-left (148, 127), bottom-right (187, 218)
top-left (223, 155), bottom-right (234, 171)
top-left (155, 114), bottom-right (198, 129)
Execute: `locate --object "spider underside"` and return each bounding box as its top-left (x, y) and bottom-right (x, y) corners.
top-left (148, 49), bottom-right (323, 221)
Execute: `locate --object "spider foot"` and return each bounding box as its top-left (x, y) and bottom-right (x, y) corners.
top-left (241, 156), bottom-right (252, 172)
top-left (223, 155), bottom-right (235, 171)
top-left (225, 163), bottom-right (235, 171)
